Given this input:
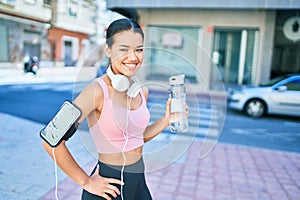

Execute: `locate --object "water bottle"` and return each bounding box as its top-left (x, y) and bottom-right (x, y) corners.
top-left (169, 74), bottom-right (188, 133)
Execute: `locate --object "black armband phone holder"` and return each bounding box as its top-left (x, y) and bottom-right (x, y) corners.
top-left (62, 122), bottom-right (78, 141)
top-left (40, 100), bottom-right (82, 147)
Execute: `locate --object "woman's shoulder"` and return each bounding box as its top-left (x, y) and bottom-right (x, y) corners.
top-left (141, 86), bottom-right (149, 101)
top-left (81, 77), bottom-right (105, 98)
top-left (73, 78), bottom-right (105, 115)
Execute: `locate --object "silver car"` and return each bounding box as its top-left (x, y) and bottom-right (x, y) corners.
top-left (227, 75), bottom-right (300, 118)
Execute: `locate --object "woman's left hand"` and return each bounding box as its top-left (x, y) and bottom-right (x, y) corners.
top-left (163, 98), bottom-right (172, 127)
top-left (164, 98), bottom-right (189, 128)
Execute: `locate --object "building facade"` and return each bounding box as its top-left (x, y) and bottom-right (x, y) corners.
top-left (0, 0), bottom-right (51, 68)
top-left (0, 0), bottom-right (97, 68)
top-left (106, 0), bottom-right (300, 92)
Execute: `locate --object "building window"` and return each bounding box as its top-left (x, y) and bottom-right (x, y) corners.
top-left (68, 2), bottom-right (78, 17)
top-left (212, 28), bottom-right (259, 85)
top-left (43, 0), bottom-right (51, 5)
top-left (0, 0), bottom-right (16, 6)
top-left (145, 26), bottom-right (199, 82)
top-left (0, 25), bottom-right (8, 61)
top-left (24, 0), bottom-right (36, 4)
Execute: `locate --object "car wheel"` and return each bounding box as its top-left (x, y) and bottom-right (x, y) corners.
top-left (244, 99), bottom-right (265, 118)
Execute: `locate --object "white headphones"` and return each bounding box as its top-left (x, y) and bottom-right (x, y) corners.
top-left (106, 66), bottom-right (141, 98)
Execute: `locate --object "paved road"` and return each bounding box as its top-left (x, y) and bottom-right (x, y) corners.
top-left (1, 81), bottom-right (300, 153)
top-left (1, 67), bottom-right (300, 200)
top-left (220, 109), bottom-right (300, 153)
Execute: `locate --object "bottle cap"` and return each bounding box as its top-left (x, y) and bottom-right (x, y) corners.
top-left (169, 74), bottom-right (185, 85)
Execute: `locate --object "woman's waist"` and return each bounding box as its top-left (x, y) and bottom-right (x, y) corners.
top-left (98, 146), bottom-right (143, 166)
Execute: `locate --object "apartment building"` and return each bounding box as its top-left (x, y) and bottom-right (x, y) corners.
top-left (0, 0), bottom-right (96, 68)
top-left (106, 0), bottom-right (300, 92)
top-left (48, 0), bottom-right (96, 67)
top-left (0, 0), bottom-right (51, 68)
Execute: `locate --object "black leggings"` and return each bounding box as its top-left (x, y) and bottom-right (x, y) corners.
top-left (81, 157), bottom-right (152, 200)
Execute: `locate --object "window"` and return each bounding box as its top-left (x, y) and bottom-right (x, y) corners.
top-left (68, 2), bottom-right (78, 17)
top-left (145, 26), bottom-right (199, 82)
top-left (0, 25), bottom-right (8, 61)
top-left (285, 79), bottom-right (300, 91)
top-left (43, 0), bottom-right (51, 5)
top-left (212, 28), bottom-right (259, 85)
top-left (0, 0), bottom-right (16, 6)
top-left (24, 0), bottom-right (36, 4)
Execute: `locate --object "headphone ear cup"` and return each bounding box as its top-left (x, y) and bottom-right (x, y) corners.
top-left (127, 76), bottom-right (141, 98)
top-left (106, 66), bottom-right (130, 92)
top-left (111, 75), bottom-right (130, 92)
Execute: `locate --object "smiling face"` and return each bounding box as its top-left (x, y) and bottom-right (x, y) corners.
top-left (104, 30), bottom-right (144, 77)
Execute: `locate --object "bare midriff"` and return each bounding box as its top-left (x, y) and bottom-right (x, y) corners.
top-left (98, 146), bottom-right (143, 166)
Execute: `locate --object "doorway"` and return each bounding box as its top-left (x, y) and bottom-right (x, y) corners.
top-left (64, 41), bottom-right (73, 66)
top-left (212, 28), bottom-right (259, 85)
top-left (23, 42), bottom-right (41, 59)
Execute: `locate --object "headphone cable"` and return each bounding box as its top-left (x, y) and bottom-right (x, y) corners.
top-left (120, 96), bottom-right (132, 200)
top-left (52, 148), bottom-right (59, 200)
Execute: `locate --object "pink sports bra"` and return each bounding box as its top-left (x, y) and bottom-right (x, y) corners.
top-left (89, 77), bottom-right (150, 154)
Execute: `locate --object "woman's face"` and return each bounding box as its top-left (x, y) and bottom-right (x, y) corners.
top-left (106, 30), bottom-right (144, 77)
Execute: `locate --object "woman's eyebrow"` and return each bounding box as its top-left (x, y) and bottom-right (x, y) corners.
top-left (118, 44), bottom-right (144, 48)
top-left (118, 45), bottom-right (129, 48)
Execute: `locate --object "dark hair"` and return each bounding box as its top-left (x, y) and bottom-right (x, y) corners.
top-left (106, 18), bottom-right (144, 47)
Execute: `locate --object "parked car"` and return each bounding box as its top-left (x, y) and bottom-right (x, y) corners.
top-left (227, 74), bottom-right (300, 118)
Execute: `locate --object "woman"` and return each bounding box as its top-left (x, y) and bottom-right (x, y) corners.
top-left (43, 18), bottom-right (173, 200)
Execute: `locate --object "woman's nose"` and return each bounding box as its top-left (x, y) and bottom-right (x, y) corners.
top-left (127, 50), bottom-right (137, 61)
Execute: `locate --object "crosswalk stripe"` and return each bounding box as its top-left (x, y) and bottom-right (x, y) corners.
top-left (159, 126), bottom-right (220, 138)
top-left (147, 99), bottom-right (223, 138)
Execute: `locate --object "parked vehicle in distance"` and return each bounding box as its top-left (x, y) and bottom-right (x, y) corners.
top-left (227, 75), bottom-right (300, 118)
top-left (24, 56), bottom-right (39, 75)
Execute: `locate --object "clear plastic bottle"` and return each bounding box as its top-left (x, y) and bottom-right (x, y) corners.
top-left (169, 74), bottom-right (188, 132)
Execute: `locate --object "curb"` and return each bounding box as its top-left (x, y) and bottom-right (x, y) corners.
top-left (0, 67), bottom-right (98, 85)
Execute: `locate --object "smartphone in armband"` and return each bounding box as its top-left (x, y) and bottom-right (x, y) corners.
top-left (40, 100), bottom-right (82, 147)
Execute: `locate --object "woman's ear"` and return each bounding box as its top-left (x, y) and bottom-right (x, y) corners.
top-left (103, 43), bottom-right (111, 57)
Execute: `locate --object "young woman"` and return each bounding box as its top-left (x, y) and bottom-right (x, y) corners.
top-left (42, 18), bottom-right (174, 200)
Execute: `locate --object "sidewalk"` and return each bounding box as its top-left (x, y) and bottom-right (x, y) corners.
top-left (0, 66), bottom-right (97, 85)
top-left (42, 138), bottom-right (300, 200)
top-left (1, 111), bottom-right (300, 200)
top-left (1, 67), bottom-right (300, 200)
top-left (0, 112), bottom-right (95, 200)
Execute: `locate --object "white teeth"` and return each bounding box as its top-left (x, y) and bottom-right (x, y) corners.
top-left (124, 63), bottom-right (136, 69)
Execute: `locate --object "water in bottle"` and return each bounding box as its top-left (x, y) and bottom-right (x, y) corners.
top-left (169, 74), bottom-right (188, 132)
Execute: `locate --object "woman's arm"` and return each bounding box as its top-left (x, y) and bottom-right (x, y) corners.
top-left (142, 87), bottom-right (171, 142)
top-left (42, 140), bottom-right (122, 199)
top-left (42, 81), bottom-right (123, 199)
top-left (42, 140), bottom-right (89, 187)
top-left (143, 89), bottom-right (188, 142)
top-left (144, 98), bottom-right (171, 142)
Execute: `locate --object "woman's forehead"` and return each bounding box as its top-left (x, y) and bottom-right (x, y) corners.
top-left (112, 30), bottom-right (144, 47)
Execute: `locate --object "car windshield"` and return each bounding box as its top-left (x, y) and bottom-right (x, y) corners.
top-left (259, 76), bottom-right (288, 87)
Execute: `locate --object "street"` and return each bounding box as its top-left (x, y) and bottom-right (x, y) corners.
top-left (0, 82), bottom-right (299, 153)
top-left (0, 79), bottom-right (300, 200)
top-left (221, 109), bottom-right (300, 152)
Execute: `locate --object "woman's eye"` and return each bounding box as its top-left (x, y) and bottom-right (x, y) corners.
top-left (136, 48), bottom-right (143, 52)
top-left (120, 49), bottom-right (128, 52)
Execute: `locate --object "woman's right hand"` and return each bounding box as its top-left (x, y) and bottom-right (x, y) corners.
top-left (83, 165), bottom-right (124, 200)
